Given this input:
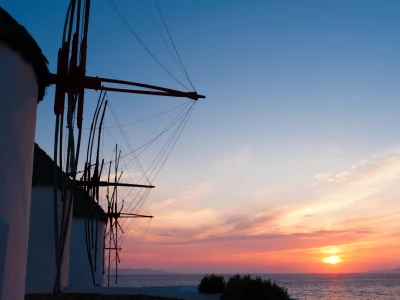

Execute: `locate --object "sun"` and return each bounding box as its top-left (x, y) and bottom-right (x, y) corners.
top-left (323, 255), bottom-right (342, 265)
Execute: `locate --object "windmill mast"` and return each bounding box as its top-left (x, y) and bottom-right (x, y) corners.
top-left (51, 0), bottom-right (205, 294)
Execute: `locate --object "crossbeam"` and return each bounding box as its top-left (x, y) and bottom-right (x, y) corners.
top-left (107, 212), bottom-right (154, 219)
top-left (76, 181), bottom-right (154, 189)
top-left (49, 73), bottom-right (206, 100)
top-left (120, 212), bottom-right (154, 218)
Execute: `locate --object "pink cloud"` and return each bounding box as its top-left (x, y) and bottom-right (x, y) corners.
top-left (115, 149), bottom-right (400, 273)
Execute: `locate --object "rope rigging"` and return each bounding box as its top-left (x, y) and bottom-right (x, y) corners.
top-left (82, 100), bottom-right (191, 130)
top-left (52, 0), bottom-right (205, 292)
top-left (99, 101), bottom-right (195, 224)
top-left (78, 97), bottom-right (194, 176)
top-left (154, 0), bottom-right (196, 91)
top-left (106, 0), bottom-right (190, 91)
top-left (107, 99), bottom-right (152, 185)
top-left (108, 102), bottom-right (197, 264)
top-left (101, 97), bottom-right (195, 201)
top-left (141, 0), bottom-right (188, 80)
top-left (106, 0), bottom-right (197, 92)
top-left (95, 92), bottom-right (195, 283)
top-left (66, 90), bottom-right (196, 285)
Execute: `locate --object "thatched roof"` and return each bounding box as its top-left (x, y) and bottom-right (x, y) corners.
top-left (0, 6), bottom-right (50, 101)
top-left (32, 143), bottom-right (107, 223)
top-left (32, 143), bottom-right (67, 187)
top-left (73, 188), bottom-right (108, 223)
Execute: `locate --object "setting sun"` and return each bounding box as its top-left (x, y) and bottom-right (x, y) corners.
top-left (323, 256), bottom-right (342, 265)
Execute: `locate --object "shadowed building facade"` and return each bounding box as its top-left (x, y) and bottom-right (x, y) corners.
top-left (26, 144), bottom-right (107, 292)
top-left (0, 6), bottom-right (50, 300)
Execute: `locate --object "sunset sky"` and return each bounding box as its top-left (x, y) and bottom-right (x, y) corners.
top-left (3, 0), bottom-right (400, 273)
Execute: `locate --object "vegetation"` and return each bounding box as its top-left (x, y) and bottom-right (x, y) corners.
top-left (221, 274), bottom-right (291, 300)
top-left (197, 273), bottom-right (226, 294)
top-left (198, 273), bottom-right (291, 300)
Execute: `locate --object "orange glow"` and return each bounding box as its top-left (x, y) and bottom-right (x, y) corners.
top-left (118, 151), bottom-right (400, 273)
top-left (323, 255), bottom-right (342, 264)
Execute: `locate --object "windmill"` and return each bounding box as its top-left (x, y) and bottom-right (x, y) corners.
top-left (103, 143), bottom-right (154, 287)
top-left (51, 0), bottom-right (205, 294)
top-left (76, 94), bottom-right (154, 287)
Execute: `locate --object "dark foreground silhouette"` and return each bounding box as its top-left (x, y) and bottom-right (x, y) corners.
top-left (198, 273), bottom-right (291, 300)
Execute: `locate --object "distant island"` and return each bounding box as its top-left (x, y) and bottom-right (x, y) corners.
top-left (366, 268), bottom-right (400, 274)
top-left (112, 268), bottom-right (180, 275)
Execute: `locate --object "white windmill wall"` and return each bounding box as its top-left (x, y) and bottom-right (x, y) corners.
top-left (95, 222), bottom-right (106, 287)
top-left (61, 203), bottom-right (73, 287)
top-left (68, 218), bottom-right (106, 288)
top-left (0, 42), bottom-right (39, 300)
top-left (25, 187), bottom-right (71, 293)
top-left (0, 218), bottom-right (9, 300)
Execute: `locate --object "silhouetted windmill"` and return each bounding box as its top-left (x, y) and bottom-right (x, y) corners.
top-left (102, 143), bottom-right (154, 287)
top-left (51, 0), bottom-right (205, 294)
top-left (76, 96), bottom-right (154, 287)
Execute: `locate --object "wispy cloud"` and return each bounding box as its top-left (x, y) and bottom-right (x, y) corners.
top-left (150, 180), bottom-right (217, 212)
top-left (149, 151), bottom-right (400, 241)
top-left (150, 198), bottom-right (179, 209)
top-left (121, 148), bottom-right (400, 272)
top-left (288, 153), bottom-right (400, 227)
top-left (180, 181), bottom-right (216, 202)
top-left (156, 233), bottom-right (173, 237)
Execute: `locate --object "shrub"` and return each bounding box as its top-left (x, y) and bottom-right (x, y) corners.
top-left (220, 274), bottom-right (291, 300)
top-left (198, 273), bottom-right (226, 294)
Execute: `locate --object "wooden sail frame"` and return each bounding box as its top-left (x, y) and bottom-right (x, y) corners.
top-left (52, 0), bottom-right (205, 294)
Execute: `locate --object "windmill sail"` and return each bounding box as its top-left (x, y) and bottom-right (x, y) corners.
top-left (50, 0), bottom-right (205, 293)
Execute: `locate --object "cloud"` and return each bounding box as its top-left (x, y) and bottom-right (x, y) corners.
top-left (119, 148), bottom-right (400, 273)
top-left (150, 198), bottom-right (179, 209)
top-left (231, 146), bottom-right (252, 165)
top-left (150, 181), bottom-right (216, 212)
top-left (149, 207), bottom-right (285, 240)
top-left (220, 210), bottom-right (283, 236)
top-left (180, 181), bottom-right (216, 201)
top-left (148, 151), bottom-right (400, 245)
top-left (148, 228), bottom-right (374, 255)
top-left (290, 153), bottom-right (400, 227)
top-left (152, 208), bottom-right (219, 233)
top-left (314, 154), bottom-right (400, 187)
top-left (315, 173), bottom-right (333, 181)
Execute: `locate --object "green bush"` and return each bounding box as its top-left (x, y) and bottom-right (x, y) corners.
top-left (220, 274), bottom-right (291, 300)
top-left (198, 273), bottom-right (226, 294)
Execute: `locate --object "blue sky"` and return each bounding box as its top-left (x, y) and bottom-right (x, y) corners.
top-left (3, 0), bottom-right (400, 272)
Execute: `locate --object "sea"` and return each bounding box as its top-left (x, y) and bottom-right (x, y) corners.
top-left (110, 273), bottom-right (400, 300)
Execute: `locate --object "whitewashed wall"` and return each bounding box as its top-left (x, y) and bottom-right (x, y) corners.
top-left (0, 218), bottom-right (9, 300)
top-left (0, 42), bottom-right (39, 300)
top-left (61, 201), bottom-right (73, 287)
top-left (25, 187), bottom-right (71, 293)
top-left (68, 218), bottom-right (105, 288)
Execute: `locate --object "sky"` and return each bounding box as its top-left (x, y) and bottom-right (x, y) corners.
top-left (2, 0), bottom-right (400, 274)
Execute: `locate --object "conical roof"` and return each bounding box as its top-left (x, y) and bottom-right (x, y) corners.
top-left (0, 6), bottom-right (50, 101)
top-left (32, 143), bottom-right (106, 222)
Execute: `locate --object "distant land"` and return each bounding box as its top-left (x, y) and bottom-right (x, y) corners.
top-left (366, 268), bottom-right (400, 274)
top-left (112, 268), bottom-right (180, 275)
